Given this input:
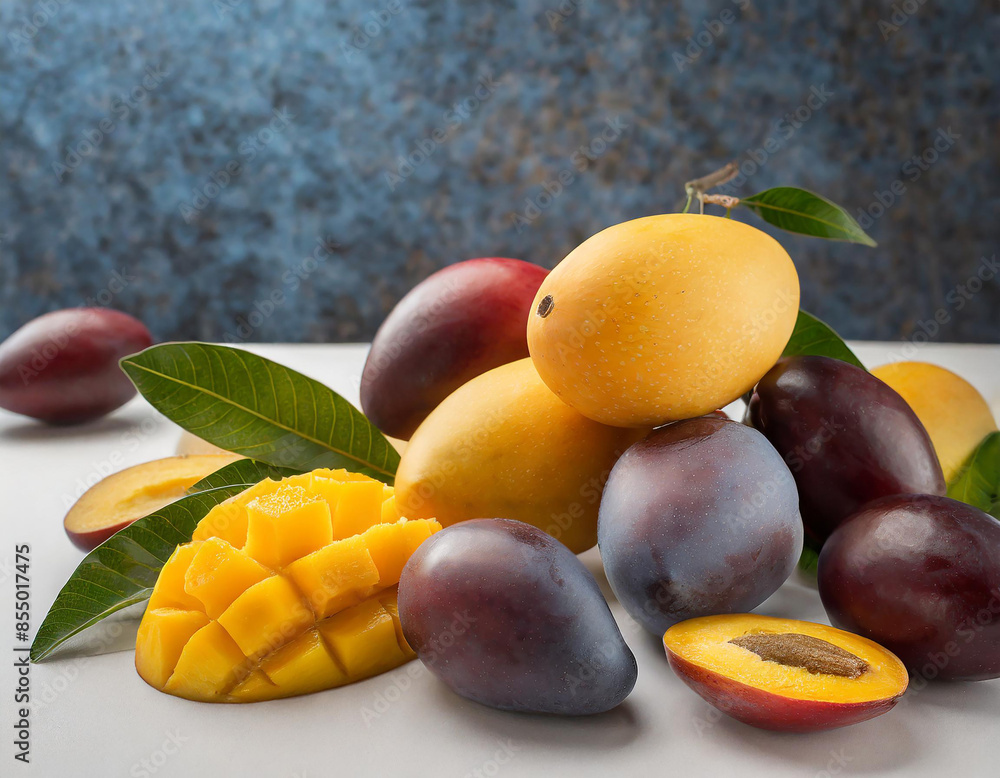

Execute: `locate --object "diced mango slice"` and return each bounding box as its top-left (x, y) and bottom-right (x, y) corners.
top-left (184, 538), bottom-right (272, 619)
top-left (318, 597), bottom-right (410, 677)
top-left (164, 621), bottom-right (249, 701)
top-left (381, 495), bottom-right (398, 524)
top-left (261, 629), bottom-right (348, 696)
top-left (148, 542), bottom-right (205, 612)
top-left (285, 535), bottom-right (381, 620)
top-left (137, 469), bottom-right (439, 703)
top-left (332, 480), bottom-right (385, 539)
top-left (228, 669), bottom-right (281, 703)
top-left (135, 608), bottom-right (211, 689)
top-left (217, 575), bottom-right (313, 659)
top-left (362, 519), bottom-right (437, 586)
top-left (244, 484), bottom-right (333, 569)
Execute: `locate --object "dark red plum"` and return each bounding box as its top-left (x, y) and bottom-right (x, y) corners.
top-left (0, 308), bottom-right (152, 424)
top-left (598, 417), bottom-right (803, 636)
top-left (748, 355), bottom-right (944, 544)
top-left (818, 494), bottom-right (1000, 681)
top-left (361, 258), bottom-right (548, 439)
top-left (397, 518), bottom-right (637, 715)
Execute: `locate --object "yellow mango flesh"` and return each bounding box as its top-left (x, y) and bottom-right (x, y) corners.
top-left (871, 361), bottom-right (998, 483)
top-left (136, 469), bottom-right (441, 702)
top-left (395, 359), bottom-right (645, 553)
top-left (527, 213), bottom-right (800, 427)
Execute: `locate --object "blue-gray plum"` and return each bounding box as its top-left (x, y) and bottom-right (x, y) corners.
top-left (598, 417), bottom-right (803, 635)
top-left (397, 518), bottom-right (637, 715)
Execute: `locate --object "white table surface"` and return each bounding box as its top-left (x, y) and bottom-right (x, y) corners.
top-left (1, 342), bottom-right (998, 778)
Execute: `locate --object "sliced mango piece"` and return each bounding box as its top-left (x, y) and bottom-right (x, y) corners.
top-left (362, 519), bottom-right (437, 586)
top-left (136, 469), bottom-right (440, 702)
top-left (332, 480), bottom-right (385, 539)
top-left (244, 483), bottom-right (333, 569)
top-left (164, 621), bottom-right (249, 701)
top-left (261, 629), bottom-right (348, 696)
top-left (184, 538), bottom-right (271, 619)
top-left (148, 542), bottom-right (205, 611)
top-left (217, 575), bottom-right (313, 660)
top-left (135, 608), bottom-right (211, 689)
top-left (285, 534), bottom-right (381, 620)
top-left (318, 596), bottom-right (411, 677)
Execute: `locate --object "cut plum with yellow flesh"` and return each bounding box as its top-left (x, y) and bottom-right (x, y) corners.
top-left (64, 454), bottom-right (242, 551)
top-left (663, 614), bottom-right (908, 732)
top-left (135, 469), bottom-right (440, 702)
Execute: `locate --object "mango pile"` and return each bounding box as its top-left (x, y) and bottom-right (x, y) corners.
top-left (135, 469), bottom-right (440, 702)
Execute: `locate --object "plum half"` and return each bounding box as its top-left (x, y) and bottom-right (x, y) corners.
top-left (818, 494), bottom-right (1000, 681)
top-left (664, 614), bottom-right (908, 732)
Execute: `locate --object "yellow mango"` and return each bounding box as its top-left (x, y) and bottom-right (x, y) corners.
top-left (395, 359), bottom-right (645, 552)
top-left (527, 214), bottom-right (800, 427)
top-left (871, 361), bottom-right (998, 483)
top-left (135, 470), bottom-right (439, 702)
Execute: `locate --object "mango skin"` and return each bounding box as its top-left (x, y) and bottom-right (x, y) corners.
top-left (394, 359), bottom-right (646, 553)
top-left (871, 361), bottom-right (997, 483)
top-left (527, 214), bottom-right (799, 427)
top-left (361, 258), bottom-right (548, 439)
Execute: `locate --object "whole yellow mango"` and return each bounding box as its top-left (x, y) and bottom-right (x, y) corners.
top-left (527, 214), bottom-right (800, 427)
top-left (394, 359), bottom-right (645, 553)
top-left (871, 361), bottom-right (998, 483)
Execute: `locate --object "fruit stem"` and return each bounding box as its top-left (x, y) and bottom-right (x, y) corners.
top-left (684, 161), bottom-right (740, 215)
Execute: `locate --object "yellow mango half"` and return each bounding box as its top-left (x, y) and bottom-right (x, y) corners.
top-left (136, 469), bottom-right (440, 702)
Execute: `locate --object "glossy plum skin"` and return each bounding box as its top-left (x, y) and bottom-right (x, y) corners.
top-left (0, 308), bottom-right (152, 424)
top-left (598, 417), bottom-right (803, 636)
top-left (360, 258), bottom-right (548, 439)
top-left (819, 494), bottom-right (1000, 681)
top-left (397, 519), bottom-right (637, 715)
top-left (749, 355), bottom-right (945, 544)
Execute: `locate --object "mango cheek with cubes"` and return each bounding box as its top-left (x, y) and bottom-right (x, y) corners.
top-left (134, 469), bottom-right (441, 703)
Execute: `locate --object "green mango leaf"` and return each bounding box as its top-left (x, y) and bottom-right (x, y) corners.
top-left (797, 543), bottom-right (820, 576)
top-left (782, 310), bottom-right (866, 370)
top-left (947, 432), bottom-right (1000, 520)
top-left (741, 187), bottom-right (877, 246)
top-left (188, 458), bottom-right (303, 494)
top-left (31, 485), bottom-right (250, 662)
top-left (121, 343), bottom-right (399, 484)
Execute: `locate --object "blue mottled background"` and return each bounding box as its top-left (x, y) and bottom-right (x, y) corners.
top-left (1, 0), bottom-right (997, 343)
